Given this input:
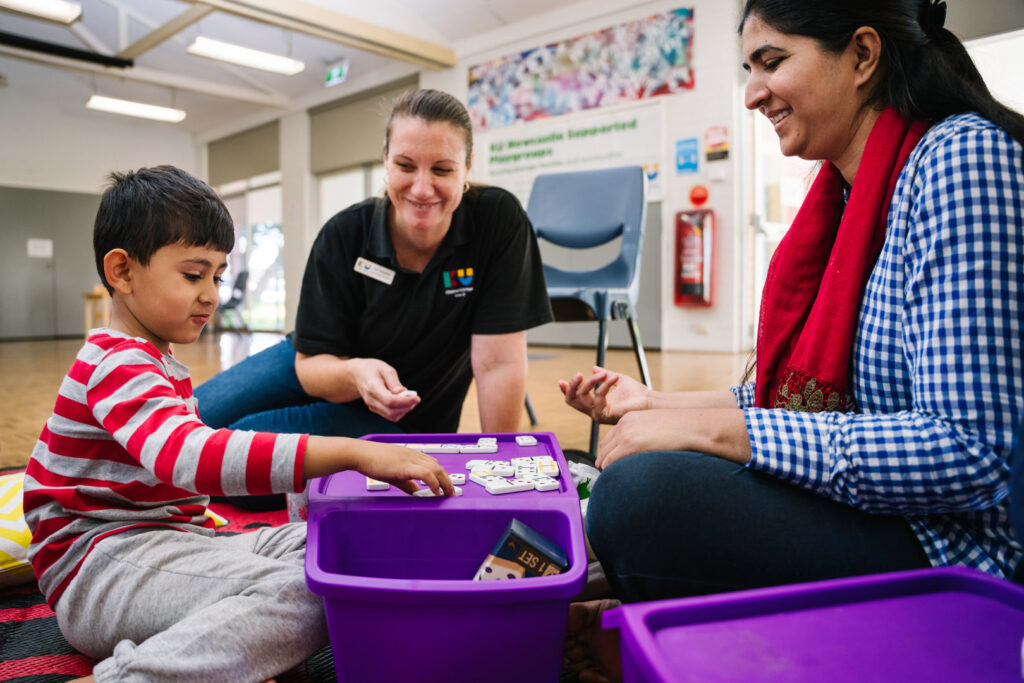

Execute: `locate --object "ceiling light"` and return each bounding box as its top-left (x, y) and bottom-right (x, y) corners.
top-left (0, 0), bottom-right (82, 25)
top-left (86, 95), bottom-right (186, 123)
top-left (186, 36), bottom-right (305, 76)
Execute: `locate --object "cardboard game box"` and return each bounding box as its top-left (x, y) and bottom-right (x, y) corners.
top-left (474, 518), bottom-right (569, 580)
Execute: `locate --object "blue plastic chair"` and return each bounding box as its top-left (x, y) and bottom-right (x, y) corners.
top-left (527, 166), bottom-right (652, 456)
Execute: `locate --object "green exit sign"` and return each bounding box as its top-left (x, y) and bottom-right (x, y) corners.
top-left (325, 60), bottom-right (349, 87)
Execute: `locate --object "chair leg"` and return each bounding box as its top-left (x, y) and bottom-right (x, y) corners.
top-left (596, 318), bottom-right (609, 369)
top-left (589, 318), bottom-right (610, 458)
top-left (524, 392), bottom-right (538, 426)
top-left (589, 420), bottom-right (600, 460)
top-left (626, 315), bottom-right (653, 389)
top-left (226, 308), bottom-right (249, 332)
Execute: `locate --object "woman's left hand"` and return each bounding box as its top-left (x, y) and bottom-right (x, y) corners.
top-left (595, 408), bottom-right (752, 470)
top-left (595, 409), bottom-right (690, 470)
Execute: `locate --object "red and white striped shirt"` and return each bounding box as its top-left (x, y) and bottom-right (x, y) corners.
top-left (23, 330), bottom-right (307, 607)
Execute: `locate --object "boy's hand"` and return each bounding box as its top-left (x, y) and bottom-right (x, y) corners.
top-left (356, 441), bottom-right (455, 496)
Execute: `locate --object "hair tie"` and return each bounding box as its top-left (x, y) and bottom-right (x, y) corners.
top-left (921, 0), bottom-right (947, 35)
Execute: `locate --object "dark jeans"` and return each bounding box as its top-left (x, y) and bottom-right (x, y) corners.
top-left (193, 338), bottom-right (403, 509)
top-left (193, 338), bottom-right (402, 437)
top-left (586, 451), bottom-right (931, 603)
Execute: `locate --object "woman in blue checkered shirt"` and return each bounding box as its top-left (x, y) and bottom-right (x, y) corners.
top-left (563, 3), bottom-right (1024, 677)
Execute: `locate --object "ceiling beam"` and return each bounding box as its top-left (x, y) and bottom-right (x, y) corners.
top-left (182, 0), bottom-right (456, 70)
top-left (0, 30), bottom-right (131, 68)
top-left (0, 44), bottom-right (289, 107)
top-left (69, 22), bottom-right (113, 55)
top-left (103, 0), bottom-right (276, 95)
top-left (117, 4), bottom-right (214, 59)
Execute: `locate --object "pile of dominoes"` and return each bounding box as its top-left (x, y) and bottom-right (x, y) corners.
top-left (365, 435), bottom-right (561, 496)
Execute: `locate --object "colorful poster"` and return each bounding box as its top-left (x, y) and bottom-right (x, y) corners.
top-left (468, 8), bottom-right (694, 130)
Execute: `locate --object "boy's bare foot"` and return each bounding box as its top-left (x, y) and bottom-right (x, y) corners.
top-left (564, 598), bottom-right (623, 683)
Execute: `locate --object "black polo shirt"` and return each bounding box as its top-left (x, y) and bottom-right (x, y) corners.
top-left (292, 186), bottom-right (553, 433)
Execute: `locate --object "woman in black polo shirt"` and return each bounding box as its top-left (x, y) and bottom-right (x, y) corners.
top-left (195, 89), bottom-right (552, 508)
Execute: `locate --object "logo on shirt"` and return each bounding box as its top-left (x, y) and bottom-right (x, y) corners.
top-left (443, 267), bottom-right (475, 297)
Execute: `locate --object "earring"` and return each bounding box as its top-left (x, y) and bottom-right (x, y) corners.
top-left (463, 181), bottom-right (470, 192)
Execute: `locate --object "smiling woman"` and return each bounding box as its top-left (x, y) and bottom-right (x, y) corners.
top-left (563, 3), bottom-right (1024, 679)
top-left (742, 17), bottom-right (877, 180)
top-left (383, 94), bottom-right (474, 271)
top-left (194, 89), bottom-right (553, 512)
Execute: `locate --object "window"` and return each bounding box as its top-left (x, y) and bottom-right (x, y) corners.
top-left (216, 173), bottom-right (286, 332)
top-left (966, 30), bottom-right (1024, 114)
top-left (318, 162), bottom-right (386, 225)
top-left (742, 106), bottom-right (816, 346)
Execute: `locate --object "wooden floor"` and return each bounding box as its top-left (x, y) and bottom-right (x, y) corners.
top-left (0, 332), bottom-right (747, 469)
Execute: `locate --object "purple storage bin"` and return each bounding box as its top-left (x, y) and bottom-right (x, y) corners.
top-left (305, 433), bottom-right (587, 683)
top-left (603, 566), bottom-right (1024, 682)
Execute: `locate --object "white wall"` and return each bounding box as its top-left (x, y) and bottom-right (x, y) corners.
top-left (423, 0), bottom-right (747, 351)
top-left (0, 59), bottom-right (198, 194)
top-left (3, 2), bottom-right (1020, 349)
top-left (0, 0), bottom-right (749, 351)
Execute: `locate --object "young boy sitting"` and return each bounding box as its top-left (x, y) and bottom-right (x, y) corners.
top-left (22, 165), bottom-right (454, 682)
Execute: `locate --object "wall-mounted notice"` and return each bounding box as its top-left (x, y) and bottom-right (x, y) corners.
top-left (27, 238), bottom-right (54, 259)
top-left (476, 102), bottom-right (664, 205)
top-left (676, 138), bottom-right (699, 174)
top-left (704, 125), bottom-right (729, 162)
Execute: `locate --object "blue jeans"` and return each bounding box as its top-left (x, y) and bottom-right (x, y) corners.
top-left (193, 339), bottom-right (403, 509)
top-left (586, 451), bottom-right (930, 603)
top-left (193, 338), bottom-right (402, 438)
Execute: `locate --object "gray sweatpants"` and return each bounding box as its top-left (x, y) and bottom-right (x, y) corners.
top-left (54, 523), bottom-right (328, 682)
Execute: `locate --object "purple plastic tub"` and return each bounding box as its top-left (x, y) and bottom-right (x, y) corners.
top-left (603, 566), bottom-right (1024, 682)
top-left (305, 433), bottom-right (587, 683)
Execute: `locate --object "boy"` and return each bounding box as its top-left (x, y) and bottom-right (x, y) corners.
top-left (22, 166), bottom-right (454, 682)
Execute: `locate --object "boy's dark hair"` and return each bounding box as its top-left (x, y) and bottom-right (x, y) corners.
top-left (94, 165), bottom-right (235, 294)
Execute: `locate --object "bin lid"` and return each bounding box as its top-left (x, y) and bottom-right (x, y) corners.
top-left (603, 567), bottom-right (1024, 682)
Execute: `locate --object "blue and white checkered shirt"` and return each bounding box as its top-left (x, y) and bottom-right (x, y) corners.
top-left (734, 113), bottom-right (1024, 578)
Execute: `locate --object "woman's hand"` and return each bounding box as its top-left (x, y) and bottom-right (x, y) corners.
top-left (595, 409), bottom-right (689, 469)
top-left (559, 366), bottom-right (650, 424)
top-left (349, 358), bottom-right (420, 422)
top-left (595, 408), bottom-right (752, 471)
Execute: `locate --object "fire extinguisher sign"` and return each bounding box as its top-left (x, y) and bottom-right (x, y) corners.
top-left (675, 210), bottom-right (714, 307)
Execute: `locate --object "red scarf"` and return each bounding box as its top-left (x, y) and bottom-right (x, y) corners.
top-left (754, 106), bottom-right (929, 411)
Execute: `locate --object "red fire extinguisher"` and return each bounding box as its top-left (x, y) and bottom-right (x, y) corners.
top-left (675, 208), bottom-right (714, 307)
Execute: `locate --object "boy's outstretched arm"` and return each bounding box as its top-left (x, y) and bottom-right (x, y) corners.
top-left (302, 437), bottom-right (455, 496)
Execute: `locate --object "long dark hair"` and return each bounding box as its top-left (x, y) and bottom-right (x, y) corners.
top-left (739, 0), bottom-right (1024, 147)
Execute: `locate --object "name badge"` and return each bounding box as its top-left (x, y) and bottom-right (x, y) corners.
top-left (354, 257), bottom-right (395, 285)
